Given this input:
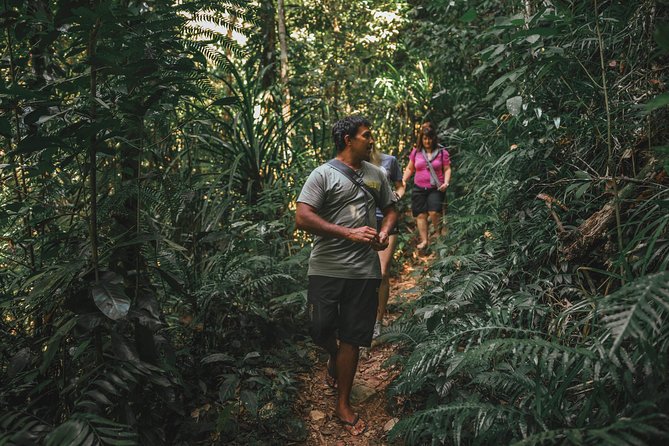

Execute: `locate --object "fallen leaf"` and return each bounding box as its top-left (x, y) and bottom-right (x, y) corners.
top-left (310, 410), bottom-right (326, 421)
top-left (384, 418), bottom-right (399, 432)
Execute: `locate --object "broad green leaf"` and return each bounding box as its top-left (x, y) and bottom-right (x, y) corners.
top-left (40, 317), bottom-right (78, 374)
top-left (243, 351), bottom-right (261, 362)
top-left (85, 389), bottom-right (113, 405)
top-left (91, 272), bottom-right (130, 321)
top-left (488, 66), bottom-right (527, 92)
top-left (645, 92), bottom-right (669, 112)
top-left (211, 96), bottom-right (239, 106)
top-left (459, 8), bottom-right (477, 23)
top-left (574, 182), bottom-right (590, 199)
top-left (45, 419), bottom-right (88, 446)
top-left (240, 390), bottom-right (258, 416)
top-left (93, 379), bottom-right (118, 395)
top-left (0, 116), bottom-right (11, 138)
top-left (654, 22), bottom-right (669, 52)
top-left (201, 353), bottom-right (234, 364)
top-left (14, 135), bottom-right (56, 155)
top-left (506, 96), bottom-right (522, 116)
top-left (526, 34), bottom-right (541, 44)
top-left (113, 233), bottom-right (160, 249)
top-left (511, 27), bottom-right (558, 40)
top-left (7, 347), bottom-right (32, 378)
top-left (219, 374), bottom-right (239, 402)
top-left (652, 145), bottom-right (669, 173)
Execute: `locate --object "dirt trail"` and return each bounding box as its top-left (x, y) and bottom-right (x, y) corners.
top-left (294, 257), bottom-right (429, 445)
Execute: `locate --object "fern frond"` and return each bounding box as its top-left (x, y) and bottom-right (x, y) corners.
top-left (390, 401), bottom-right (522, 446)
top-left (432, 252), bottom-right (494, 271)
top-left (45, 413), bottom-right (137, 446)
top-left (512, 413), bottom-right (669, 446)
top-left (379, 320), bottom-right (431, 347)
top-left (598, 271), bottom-right (669, 356)
top-left (447, 269), bottom-right (501, 302)
top-left (395, 317), bottom-right (543, 395)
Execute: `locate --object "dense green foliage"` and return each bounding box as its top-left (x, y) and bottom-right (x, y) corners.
top-left (1, 0), bottom-right (311, 444)
top-left (385, 1), bottom-right (669, 444)
top-left (1, 0), bottom-right (668, 445)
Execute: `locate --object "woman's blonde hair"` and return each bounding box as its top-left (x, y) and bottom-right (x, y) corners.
top-left (370, 146), bottom-right (382, 166)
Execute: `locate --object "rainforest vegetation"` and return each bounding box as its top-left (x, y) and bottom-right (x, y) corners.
top-left (1, 0), bottom-right (668, 444)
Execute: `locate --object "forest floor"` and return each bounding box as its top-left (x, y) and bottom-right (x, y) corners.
top-left (293, 253), bottom-right (432, 445)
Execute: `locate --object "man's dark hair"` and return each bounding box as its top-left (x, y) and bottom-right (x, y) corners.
top-left (332, 115), bottom-right (371, 152)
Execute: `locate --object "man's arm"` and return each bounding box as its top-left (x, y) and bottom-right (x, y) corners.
top-left (296, 202), bottom-right (379, 244)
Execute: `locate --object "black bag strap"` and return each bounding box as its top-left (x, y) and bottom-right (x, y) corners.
top-left (327, 159), bottom-right (381, 208)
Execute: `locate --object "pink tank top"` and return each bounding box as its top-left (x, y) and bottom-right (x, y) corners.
top-left (409, 146), bottom-right (451, 188)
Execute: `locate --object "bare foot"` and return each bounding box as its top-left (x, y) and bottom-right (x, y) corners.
top-left (338, 413), bottom-right (367, 436)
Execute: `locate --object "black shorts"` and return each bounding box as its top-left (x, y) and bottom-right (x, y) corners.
top-left (307, 275), bottom-right (380, 347)
top-left (376, 217), bottom-right (399, 235)
top-left (411, 186), bottom-right (445, 217)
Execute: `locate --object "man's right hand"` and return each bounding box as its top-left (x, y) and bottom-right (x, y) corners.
top-left (346, 226), bottom-right (379, 244)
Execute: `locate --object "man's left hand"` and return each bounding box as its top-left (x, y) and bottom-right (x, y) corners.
top-left (371, 231), bottom-right (389, 251)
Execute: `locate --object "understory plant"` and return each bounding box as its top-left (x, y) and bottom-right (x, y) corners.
top-left (387, 1), bottom-right (669, 444)
top-left (0, 0), bottom-right (311, 444)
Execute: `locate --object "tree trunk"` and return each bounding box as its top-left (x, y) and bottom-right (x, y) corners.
top-left (560, 161), bottom-right (659, 261)
top-left (277, 0), bottom-right (291, 119)
top-left (27, 0), bottom-right (49, 89)
top-left (259, 0), bottom-right (276, 89)
top-left (523, 0), bottom-right (533, 18)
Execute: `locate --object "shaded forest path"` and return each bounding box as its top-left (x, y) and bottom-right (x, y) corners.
top-left (293, 255), bottom-right (431, 445)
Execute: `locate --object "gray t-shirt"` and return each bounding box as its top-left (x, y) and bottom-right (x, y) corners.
top-left (297, 160), bottom-right (395, 279)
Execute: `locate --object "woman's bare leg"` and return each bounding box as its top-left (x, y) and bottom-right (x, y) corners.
top-left (377, 234), bottom-right (398, 323)
top-left (428, 211), bottom-right (442, 241)
top-left (416, 213), bottom-right (428, 249)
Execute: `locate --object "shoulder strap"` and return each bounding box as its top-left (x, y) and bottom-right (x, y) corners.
top-left (327, 159), bottom-right (380, 207)
top-left (420, 149), bottom-right (441, 188)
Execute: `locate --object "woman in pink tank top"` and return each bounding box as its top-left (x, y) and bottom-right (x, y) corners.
top-left (402, 122), bottom-right (452, 252)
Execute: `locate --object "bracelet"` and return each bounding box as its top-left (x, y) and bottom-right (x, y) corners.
top-left (394, 191), bottom-right (401, 200)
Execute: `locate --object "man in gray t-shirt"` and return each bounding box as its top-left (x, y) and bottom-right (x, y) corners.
top-left (296, 116), bottom-right (398, 436)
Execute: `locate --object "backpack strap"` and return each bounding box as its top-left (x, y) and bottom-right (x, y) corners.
top-left (327, 159), bottom-right (381, 208)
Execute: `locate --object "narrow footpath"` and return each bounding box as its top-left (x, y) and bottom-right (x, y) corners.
top-left (293, 256), bottom-right (430, 445)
